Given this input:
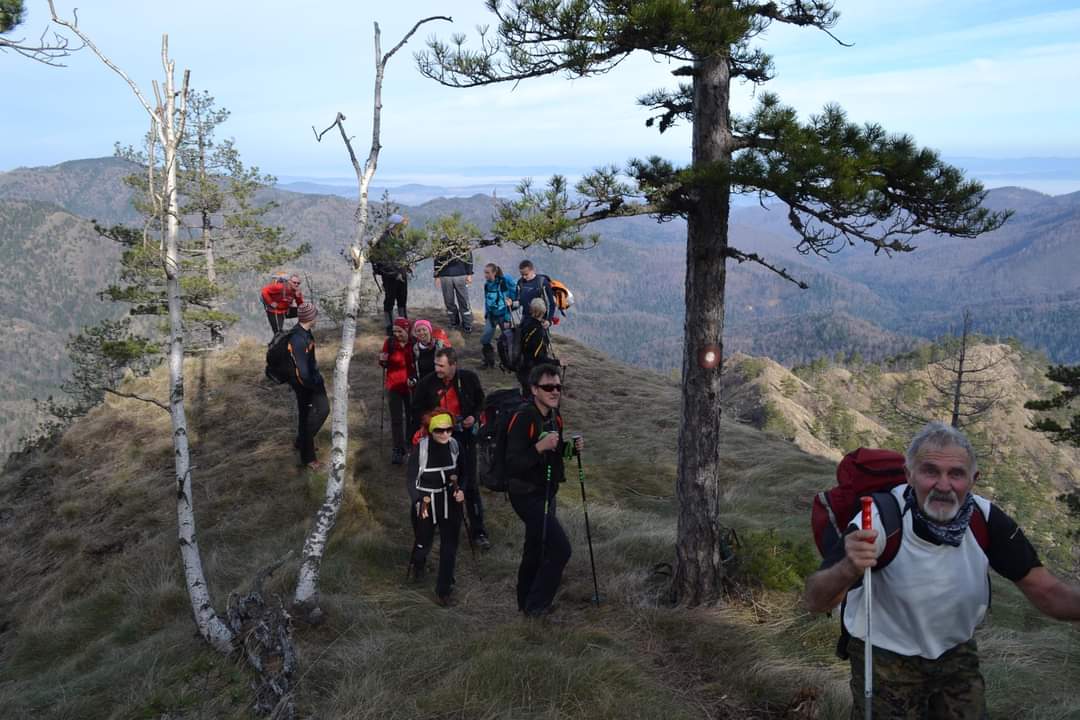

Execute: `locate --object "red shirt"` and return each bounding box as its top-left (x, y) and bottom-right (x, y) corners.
top-left (379, 337), bottom-right (415, 395)
top-left (261, 281), bottom-right (304, 314)
top-left (438, 378), bottom-right (462, 419)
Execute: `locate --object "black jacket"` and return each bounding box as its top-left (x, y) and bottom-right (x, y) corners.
top-left (433, 241), bottom-right (473, 278)
top-left (519, 316), bottom-right (555, 374)
top-left (411, 368), bottom-right (485, 423)
top-left (288, 325), bottom-right (323, 388)
top-left (505, 403), bottom-right (566, 496)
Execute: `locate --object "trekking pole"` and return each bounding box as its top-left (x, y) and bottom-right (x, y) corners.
top-left (861, 495), bottom-right (874, 720)
top-left (574, 438), bottom-right (601, 607)
top-left (540, 459), bottom-right (552, 563)
top-left (451, 475), bottom-right (481, 577)
top-left (380, 368), bottom-right (387, 454)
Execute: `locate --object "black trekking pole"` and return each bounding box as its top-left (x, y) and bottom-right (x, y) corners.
top-left (573, 437), bottom-right (601, 607)
top-left (379, 368), bottom-right (387, 454)
top-left (540, 461), bottom-right (553, 563)
top-left (451, 475), bottom-right (481, 577)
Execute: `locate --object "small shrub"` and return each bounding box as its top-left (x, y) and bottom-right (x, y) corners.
top-left (736, 530), bottom-right (819, 591)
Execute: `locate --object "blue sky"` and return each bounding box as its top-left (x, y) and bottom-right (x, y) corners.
top-left (2, 1), bottom-right (1079, 190)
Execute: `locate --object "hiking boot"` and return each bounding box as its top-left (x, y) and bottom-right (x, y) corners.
top-left (481, 343), bottom-right (496, 369)
top-left (475, 533), bottom-right (492, 552)
top-left (434, 592), bottom-right (456, 608)
top-left (407, 560), bottom-right (426, 582)
top-left (305, 460), bottom-right (325, 472)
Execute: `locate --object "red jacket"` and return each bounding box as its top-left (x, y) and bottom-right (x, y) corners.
top-left (379, 337), bottom-right (415, 395)
top-left (261, 281), bottom-right (304, 315)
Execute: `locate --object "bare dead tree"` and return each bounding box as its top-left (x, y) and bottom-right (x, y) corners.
top-left (891, 309), bottom-right (1007, 430)
top-left (292, 14), bottom-right (450, 622)
top-left (49, 0), bottom-right (232, 651)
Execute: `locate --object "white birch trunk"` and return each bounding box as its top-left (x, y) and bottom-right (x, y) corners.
top-left (48, 3), bottom-right (235, 656)
top-left (293, 16), bottom-right (447, 614)
top-left (292, 26), bottom-right (385, 616)
top-left (157, 39), bottom-right (234, 652)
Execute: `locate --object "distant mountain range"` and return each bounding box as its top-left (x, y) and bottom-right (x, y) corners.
top-left (2, 156), bottom-right (1079, 454)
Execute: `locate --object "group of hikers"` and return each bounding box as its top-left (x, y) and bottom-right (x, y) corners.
top-left (257, 216), bottom-right (1080, 716)
top-left (259, 250), bottom-right (575, 616)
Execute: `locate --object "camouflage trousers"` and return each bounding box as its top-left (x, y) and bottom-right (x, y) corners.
top-left (848, 638), bottom-right (988, 720)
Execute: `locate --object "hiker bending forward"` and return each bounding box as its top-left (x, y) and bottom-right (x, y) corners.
top-left (804, 422), bottom-right (1080, 719)
top-left (261, 273), bottom-right (304, 336)
top-left (506, 363), bottom-right (584, 617)
top-left (407, 413), bottom-right (465, 606)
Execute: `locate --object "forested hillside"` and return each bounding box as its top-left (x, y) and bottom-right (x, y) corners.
top-left (0, 199), bottom-right (121, 457)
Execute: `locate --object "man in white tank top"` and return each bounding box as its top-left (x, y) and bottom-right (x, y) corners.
top-left (804, 422), bottom-right (1080, 719)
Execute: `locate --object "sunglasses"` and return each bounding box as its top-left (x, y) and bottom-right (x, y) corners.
top-left (431, 427), bottom-right (453, 435)
top-left (536, 384), bottom-right (563, 393)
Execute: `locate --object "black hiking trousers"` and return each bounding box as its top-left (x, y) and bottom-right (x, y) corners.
top-left (266, 306), bottom-right (298, 335)
top-left (381, 273), bottom-right (408, 318)
top-left (510, 490), bottom-right (571, 615)
top-left (410, 495), bottom-right (462, 598)
top-left (292, 382), bottom-right (329, 464)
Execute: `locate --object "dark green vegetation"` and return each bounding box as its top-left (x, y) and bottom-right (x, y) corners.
top-left (0, 317), bottom-right (1075, 718)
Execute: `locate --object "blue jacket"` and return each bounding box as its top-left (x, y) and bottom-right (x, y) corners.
top-left (484, 275), bottom-right (518, 322)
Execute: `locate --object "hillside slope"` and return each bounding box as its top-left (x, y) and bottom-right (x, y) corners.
top-left (1, 315), bottom-right (1077, 719)
top-left (0, 199), bottom-right (123, 457)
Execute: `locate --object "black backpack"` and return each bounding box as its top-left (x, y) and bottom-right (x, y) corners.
top-left (497, 322), bottom-right (522, 373)
top-left (477, 389), bottom-right (529, 491)
top-left (265, 329), bottom-right (295, 384)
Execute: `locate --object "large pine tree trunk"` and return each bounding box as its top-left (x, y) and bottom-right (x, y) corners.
top-left (672, 54), bottom-right (733, 606)
top-left (161, 58), bottom-right (233, 651)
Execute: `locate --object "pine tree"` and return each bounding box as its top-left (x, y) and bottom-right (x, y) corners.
top-left (98, 89), bottom-right (308, 352)
top-left (418, 1), bottom-right (1010, 604)
top-left (1, 0), bottom-right (76, 64)
top-left (1026, 365), bottom-right (1080, 447)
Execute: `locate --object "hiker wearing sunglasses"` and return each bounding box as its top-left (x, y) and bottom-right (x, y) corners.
top-left (804, 422), bottom-right (1080, 719)
top-left (412, 347), bottom-right (490, 550)
top-left (517, 297), bottom-right (557, 398)
top-left (260, 272), bottom-right (304, 336)
top-left (505, 363), bottom-right (584, 617)
top-left (406, 413), bottom-right (465, 606)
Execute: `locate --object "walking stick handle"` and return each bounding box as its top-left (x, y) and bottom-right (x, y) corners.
top-left (861, 495), bottom-right (874, 720)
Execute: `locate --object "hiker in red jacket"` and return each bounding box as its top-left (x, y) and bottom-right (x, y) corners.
top-left (379, 318), bottom-right (416, 465)
top-left (261, 273), bottom-right (305, 336)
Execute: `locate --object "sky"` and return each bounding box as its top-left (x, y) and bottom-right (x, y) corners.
top-left (2, 1), bottom-right (1080, 191)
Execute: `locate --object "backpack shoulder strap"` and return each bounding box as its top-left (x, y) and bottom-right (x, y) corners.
top-left (872, 490), bottom-right (906, 571)
top-left (449, 438), bottom-right (460, 467)
top-left (970, 499), bottom-right (991, 553)
top-left (415, 438), bottom-right (429, 487)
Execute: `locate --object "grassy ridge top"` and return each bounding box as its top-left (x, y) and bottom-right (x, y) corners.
top-left (0, 313), bottom-right (1076, 719)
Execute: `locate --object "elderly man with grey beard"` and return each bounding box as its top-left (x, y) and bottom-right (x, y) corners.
top-left (804, 421), bottom-right (1080, 720)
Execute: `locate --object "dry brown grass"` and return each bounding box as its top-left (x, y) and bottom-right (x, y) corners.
top-left (0, 309), bottom-right (1076, 719)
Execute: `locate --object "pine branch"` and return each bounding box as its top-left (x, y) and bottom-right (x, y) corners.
top-left (724, 246), bottom-right (808, 289)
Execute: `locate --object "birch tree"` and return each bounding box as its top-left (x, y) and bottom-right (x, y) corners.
top-left (418, 0), bottom-right (1011, 605)
top-left (292, 15), bottom-right (451, 622)
top-left (47, 1), bottom-right (232, 652)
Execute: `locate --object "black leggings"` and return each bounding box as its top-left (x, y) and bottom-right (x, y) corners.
top-left (410, 495), bottom-right (462, 597)
top-left (382, 274), bottom-right (408, 317)
top-left (266, 306), bottom-right (298, 334)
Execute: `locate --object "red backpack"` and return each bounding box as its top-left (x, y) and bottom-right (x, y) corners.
top-left (811, 448), bottom-right (988, 569)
